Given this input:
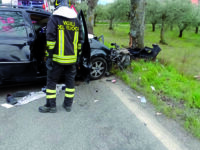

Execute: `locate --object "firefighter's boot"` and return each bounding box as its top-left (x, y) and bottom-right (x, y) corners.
top-left (62, 103), bottom-right (72, 112)
top-left (39, 99), bottom-right (57, 113)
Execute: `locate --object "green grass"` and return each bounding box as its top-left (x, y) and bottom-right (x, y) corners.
top-left (94, 24), bottom-right (200, 76)
top-left (145, 25), bottom-right (200, 76)
top-left (94, 23), bottom-right (200, 139)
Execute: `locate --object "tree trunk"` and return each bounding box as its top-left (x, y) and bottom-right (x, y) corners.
top-left (87, 0), bottom-right (98, 34)
top-left (170, 25), bottom-right (173, 31)
top-left (130, 0), bottom-right (145, 49)
top-left (109, 19), bottom-right (113, 30)
top-left (152, 23), bottom-right (156, 32)
top-left (160, 19), bottom-right (167, 44)
top-left (195, 26), bottom-right (199, 34)
top-left (94, 14), bottom-right (97, 27)
top-left (179, 29), bottom-right (184, 38)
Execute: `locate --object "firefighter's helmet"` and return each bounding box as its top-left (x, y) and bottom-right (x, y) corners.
top-left (54, 0), bottom-right (72, 8)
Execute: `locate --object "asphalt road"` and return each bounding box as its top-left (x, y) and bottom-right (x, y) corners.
top-left (0, 77), bottom-right (200, 150)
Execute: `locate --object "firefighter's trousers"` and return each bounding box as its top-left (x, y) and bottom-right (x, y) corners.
top-left (46, 63), bottom-right (76, 107)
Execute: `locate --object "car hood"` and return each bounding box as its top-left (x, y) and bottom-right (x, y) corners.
top-left (89, 38), bottom-right (110, 51)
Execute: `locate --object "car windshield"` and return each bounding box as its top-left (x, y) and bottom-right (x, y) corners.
top-left (0, 11), bottom-right (27, 38)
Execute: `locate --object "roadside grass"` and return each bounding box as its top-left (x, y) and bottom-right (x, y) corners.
top-left (114, 61), bottom-right (200, 138)
top-left (94, 23), bottom-right (200, 139)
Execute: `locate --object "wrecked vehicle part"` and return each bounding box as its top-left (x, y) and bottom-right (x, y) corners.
top-left (110, 43), bottom-right (131, 70)
top-left (109, 43), bottom-right (161, 70)
top-left (111, 50), bottom-right (131, 70)
top-left (128, 44), bottom-right (161, 60)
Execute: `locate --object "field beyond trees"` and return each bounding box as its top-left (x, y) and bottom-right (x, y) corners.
top-left (94, 23), bottom-right (200, 139)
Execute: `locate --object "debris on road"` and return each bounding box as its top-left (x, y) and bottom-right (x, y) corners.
top-left (106, 79), bottom-right (117, 83)
top-left (151, 86), bottom-right (156, 91)
top-left (1, 103), bottom-right (14, 109)
top-left (6, 94), bottom-right (17, 105)
top-left (140, 97), bottom-right (147, 103)
top-left (137, 96), bottom-right (147, 103)
top-left (94, 100), bottom-right (99, 103)
top-left (15, 92), bottom-right (45, 106)
top-left (2, 84), bottom-right (67, 107)
top-left (156, 112), bottom-right (162, 116)
top-left (106, 79), bottom-right (112, 82)
top-left (112, 79), bottom-right (117, 83)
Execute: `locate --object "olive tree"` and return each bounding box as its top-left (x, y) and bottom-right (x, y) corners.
top-left (105, 3), bottom-right (116, 30)
top-left (115, 0), bottom-right (130, 22)
top-left (76, 1), bottom-right (88, 17)
top-left (94, 5), bottom-right (104, 26)
top-left (156, 0), bottom-right (175, 44)
top-left (146, 0), bottom-right (160, 32)
top-left (104, 0), bottom-right (130, 30)
top-left (173, 0), bottom-right (193, 38)
top-left (191, 4), bottom-right (200, 34)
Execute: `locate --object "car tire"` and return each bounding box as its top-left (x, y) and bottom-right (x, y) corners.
top-left (90, 57), bottom-right (107, 80)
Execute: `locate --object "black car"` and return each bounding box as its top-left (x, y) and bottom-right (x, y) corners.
top-left (0, 7), bottom-right (111, 86)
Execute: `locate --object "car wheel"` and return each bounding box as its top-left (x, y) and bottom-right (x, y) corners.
top-left (90, 57), bottom-right (107, 80)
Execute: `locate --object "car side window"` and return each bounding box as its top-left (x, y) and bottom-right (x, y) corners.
top-left (0, 11), bottom-right (27, 38)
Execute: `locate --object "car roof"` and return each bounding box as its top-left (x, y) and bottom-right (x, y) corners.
top-left (0, 7), bottom-right (51, 15)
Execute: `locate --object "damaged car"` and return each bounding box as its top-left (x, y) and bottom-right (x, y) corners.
top-left (0, 6), bottom-right (112, 86)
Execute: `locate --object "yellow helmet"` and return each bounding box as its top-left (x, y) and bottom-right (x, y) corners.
top-left (54, 0), bottom-right (72, 8)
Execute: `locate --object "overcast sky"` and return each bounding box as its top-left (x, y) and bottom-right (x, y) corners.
top-left (98, 0), bottom-right (114, 5)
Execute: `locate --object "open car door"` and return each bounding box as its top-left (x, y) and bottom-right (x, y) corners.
top-left (77, 10), bottom-right (91, 82)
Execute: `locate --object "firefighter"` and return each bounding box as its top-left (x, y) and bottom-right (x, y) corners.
top-left (39, 0), bottom-right (82, 113)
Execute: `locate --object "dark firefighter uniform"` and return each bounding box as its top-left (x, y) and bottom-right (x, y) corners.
top-left (40, 5), bottom-right (82, 112)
